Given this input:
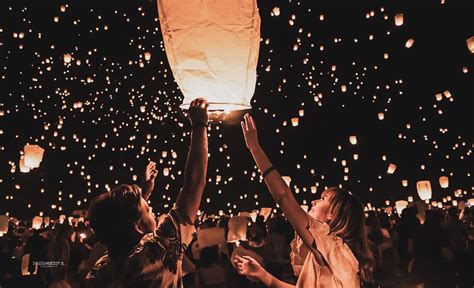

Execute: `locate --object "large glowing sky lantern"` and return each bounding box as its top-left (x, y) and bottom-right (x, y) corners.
top-left (157, 0), bottom-right (261, 111)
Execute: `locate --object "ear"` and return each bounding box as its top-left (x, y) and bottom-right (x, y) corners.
top-left (135, 220), bottom-right (145, 235)
top-left (326, 212), bottom-right (334, 222)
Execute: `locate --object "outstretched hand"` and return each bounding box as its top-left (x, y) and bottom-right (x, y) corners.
top-left (189, 98), bottom-right (209, 127)
top-left (241, 113), bottom-right (259, 151)
top-left (142, 161), bottom-right (158, 200)
top-left (233, 255), bottom-right (264, 282)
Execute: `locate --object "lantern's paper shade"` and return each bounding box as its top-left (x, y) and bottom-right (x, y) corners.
top-left (19, 157), bottom-right (31, 173)
top-left (227, 216), bottom-right (248, 242)
top-left (395, 200), bottom-right (408, 215)
top-left (416, 180), bottom-right (432, 201)
top-left (439, 176), bottom-right (449, 188)
top-left (197, 227), bottom-right (226, 248)
top-left (24, 144), bottom-right (45, 169)
top-left (0, 215), bottom-right (8, 234)
top-left (259, 207), bottom-right (272, 221)
top-left (158, 0), bottom-right (261, 111)
top-left (32, 216), bottom-right (43, 229)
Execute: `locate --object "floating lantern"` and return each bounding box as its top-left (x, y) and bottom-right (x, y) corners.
top-left (416, 180), bottom-right (432, 201)
top-left (157, 0), bottom-right (261, 111)
top-left (282, 176), bottom-right (291, 186)
top-left (197, 227), bottom-right (226, 248)
top-left (272, 7), bottom-right (280, 16)
top-left (19, 157), bottom-right (31, 173)
top-left (349, 136), bottom-right (357, 145)
top-left (0, 215), bottom-right (8, 235)
top-left (23, 144), bottom-right (45, 169)
top-left (402, 179), bottom-right (408, 187)
top-left (259, 207), bottom-right (272, 221)
top-left (353, 154), bottom-right (359, 160)
top-left (395, 200), bottom-right (408, 215)
top-left (300, 205), bottom-right (309, 213)
top-left (32, 216), bottom-right (43, 230)
top-left (291, 118), bottom-right (299, 126)
top-left (63, 53), bottom-right (72, 64)
top-left (407, 196), bottom-right (413, 202)
top-left (144, 52), bottom-right (152, 61)
top-left (467, 36), bottom-right (474, 53)
top-left (387, 163), bottom-right (397, 174)
top-left (395, 13), bottom-right (404, 26)
top-left (405, 38), bottom-right (414, 48)
top-left (227, 216), bottom-right (248, 242)
top-left (439, 176), bottom-right (449, 188)
top-left (378, 112), bottom-right (385, 120)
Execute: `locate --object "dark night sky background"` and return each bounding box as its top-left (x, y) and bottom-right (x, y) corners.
top-left (2, 0), bottom-right (473, 218)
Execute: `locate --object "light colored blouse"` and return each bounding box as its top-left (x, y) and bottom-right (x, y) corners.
top-left (290, 214), bottom-right (360, 288)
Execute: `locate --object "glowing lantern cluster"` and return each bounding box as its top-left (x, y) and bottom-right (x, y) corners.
top-left (416, 180), bottom-right (432, 201)
top-left (157, 0), bottom-right (261, 111)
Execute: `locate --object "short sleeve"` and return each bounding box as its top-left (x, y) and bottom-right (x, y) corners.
top-left (155, 206), bottom-right (197, 248)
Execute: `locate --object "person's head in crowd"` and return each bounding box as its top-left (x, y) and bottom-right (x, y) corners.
top-left (447, 206), bottom-right (459, 221)
top-left (88, 184), bottom-right (156, 257)
top-left (199, 245), bottom-right (219, 267)
top-left (52, 222), bottom-right (73, 241)
top-left (309, 187), bottom-right (374, 282)
top-left (247, 220), bottom-right (267, 248)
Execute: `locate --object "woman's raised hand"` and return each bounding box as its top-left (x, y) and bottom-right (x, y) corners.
top-left (241, 113), bottom-right (260, 151)
top-left (233, 255), bottom-right (264, 282)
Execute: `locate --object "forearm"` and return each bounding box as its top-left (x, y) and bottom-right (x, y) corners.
top-left (260, 270), bottom-right (296, 288)
top-left (249, 145), bottom-right (291, 203)
top-left (142, 183), bottom-right (153, 201)
top-left (176, 126), bottom-right (208, 223)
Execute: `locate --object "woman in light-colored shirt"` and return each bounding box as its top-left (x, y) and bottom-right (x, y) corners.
top-left (235, 114), bottom-right (374, 287)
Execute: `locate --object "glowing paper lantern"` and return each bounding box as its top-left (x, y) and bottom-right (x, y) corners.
top-left (19, 157), bottom-right (31, 173)
top-left (157, 0), bottom-right (261, 111)
top-left (272, 7), bottom-right (280, 16)
top-left (378, 112), bottom-right (385, 120)
top-left (259, 207), bottom-right (272, 221)
top-left (416, 180), bottom-right (432, 201)
top-left (144, 52), bottom-right (152, 61)
top-left (300, 205), bottom-right (309, 213)
top-left (23, 144), bottom-right (45, 169)
top-left (405, 38), bottom-right (414, 48)
top-left (402, 179), bottom-right (408, 187)
top-left (282, 176), bottom-right (292, 186)
top-left (32, 216), bottom-right (43, 230)
top-left (197, 227), bottom-right (226, 248)
top-left (349, 136), bottom-right (357, 145)
top-left (439, 176), bottom-right (449, 188)
top-left (395, 200), bottom-right (408, 215)
top-left (0, 215), bottom-right (8, 235)
top-left (227, 216), bottom-right (248, 242)
top-left (407, 196), bottom-right (413, 202)
top-left (467, 36), bottom-right (474, 53)
top-left (395, 14), bottom-right (404, 26)
top-left (387, 163), bottom-right (397, 174)
top-left (291, 118), bottom-right (299, 126)
top-left (63, 53), bottom-right (72, 64)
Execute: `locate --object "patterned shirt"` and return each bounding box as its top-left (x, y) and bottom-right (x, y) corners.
top-left (86, 208), bottom-right (196, 288)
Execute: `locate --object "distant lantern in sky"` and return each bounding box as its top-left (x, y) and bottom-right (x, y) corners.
top-left (272, 7), bottom-right (280, 16)
top-left (395, 200), bottom-right (408, 215)
top-left (23, 144), bottom-right (45, 169)
top-left (387, 163), bottom-right (397, 174)
top-left (144, 52), bottom-right (152, 61)
top-left (467, 36), bottom-right (474, 53)
top-left (416, 180), bottom-right (432, 201)
top-left (157, 0), bottom-right (261, 111)
top-left (63, 53), bottom-right (72, 64)
top-left (405, 38), bottom-right (414, 48)
top-left (378, 112), bottom-right (385, 120)
top-left (291, 117), bottom-right (299, 126)
top-left (402, 179), bottom-right (408, 187)
top-left (349, 136), bottom-right (357, 145)
top-left (282, 176), bottom-right (292, 186)
top-left (395, 13), bottom-right (404, 26)
top-left (439, 176), bottom-right (449, 188)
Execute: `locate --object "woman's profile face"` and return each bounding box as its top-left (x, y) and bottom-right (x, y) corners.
top-left (309, 190), bottom-right (335, 221)
top-left (137, 197), bottom-right (157, 233)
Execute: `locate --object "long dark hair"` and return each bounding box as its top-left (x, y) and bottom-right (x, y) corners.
top-left (325, 187), bottom-right (375, 284)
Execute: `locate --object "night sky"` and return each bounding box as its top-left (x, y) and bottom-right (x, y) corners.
top-left (2, 0), bottom-right (473, 218)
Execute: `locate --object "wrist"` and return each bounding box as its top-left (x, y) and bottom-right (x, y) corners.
top-left (259, 269), bottom-right (273, 286)
top-left (248, 144), bottom-right (261, 153)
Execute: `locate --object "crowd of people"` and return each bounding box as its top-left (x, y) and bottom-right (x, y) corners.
top-left (0, 99), bottom-right (473, 287)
